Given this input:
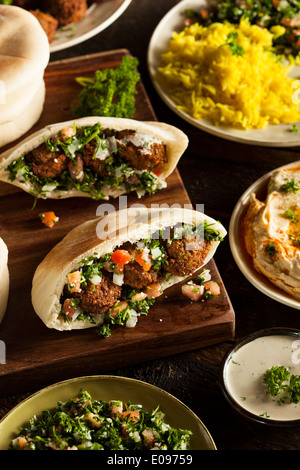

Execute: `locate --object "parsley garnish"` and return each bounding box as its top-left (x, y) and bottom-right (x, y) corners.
top-left (284, 209), bottom-right (298, 223)
top-left (73, 56), bottom-right (140, 119)
top-left (290, 124), bottom-right (298, 133)
top-left (280, 178), bottom-right (300, 193)
top-left (225, 32), bottom-right (245, 56)
top-left (263, 366), bottom-right (300, 404)
top-left (265, 242), bottom-right (277, 256)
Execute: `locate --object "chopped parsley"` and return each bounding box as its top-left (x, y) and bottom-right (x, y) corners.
top-left (288, 232), bottom-right (300, 246)
top-left (263, 365), bottom-right (300, 404)
top-left (290, 124), bottom-right (299, 133)
top-left (280, 178), bottom-right (300, 193)
top-left (225, 32), bottom-right (245, 56)
top-left (265, 241), bottom-right (278, 256)
top-left (73, 56), bottom-right (140, 119)
top-left (284, 209), bottom-right (299, 223)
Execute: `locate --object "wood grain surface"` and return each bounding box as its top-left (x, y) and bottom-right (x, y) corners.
top-left (0, 50), bottom-right (234, 398)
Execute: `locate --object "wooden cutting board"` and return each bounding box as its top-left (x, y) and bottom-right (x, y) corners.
top-left (0, 50), bottom-right (235, 397)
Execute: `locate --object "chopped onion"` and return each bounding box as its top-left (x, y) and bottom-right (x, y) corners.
top-left (70, 308), bottom-right (82, 322)
top-left (90, 274), bottom-right (102, 285)
top-left (151, 247), bottom-right (162, 260)
top-left (126, 310), bottom-right (138, 328)
top-left (200, 269), bottom-right (211, 283)
top-left (136, 241), bottom-right (145, 249)
top-left (107, 136), bottom-right (117, 154)
top-left (113, 273), bottom-right (124, 286)
top-left (94, 142), bottom-right (109, 160)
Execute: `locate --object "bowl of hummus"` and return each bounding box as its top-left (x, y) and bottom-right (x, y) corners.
top-left (229, 161), bottom-right (300, 308)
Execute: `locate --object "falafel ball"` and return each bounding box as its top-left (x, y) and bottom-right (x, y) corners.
top-left (78, 272), bottom-right (122, 315)
top-left (25, 143), bottom-right (68, 180)
top-left (30, 10), bottom-right (58, 43)
top-left (163, 235), bottom-right (211, 277)
top-left (123, 260), bottom-right (160, 290)
top-left (42, 0), bottom-right (88, 26)
top-left (81, 140), bottom-right (109, 178)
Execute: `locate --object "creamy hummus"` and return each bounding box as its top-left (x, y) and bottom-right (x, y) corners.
top-left (243, 165), bottom-right (300, 300)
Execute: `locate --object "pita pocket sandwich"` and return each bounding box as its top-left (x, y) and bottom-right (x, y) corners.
top-left (31, 207), bottom-right (226, 336)
top-left (0, 116), bottom-right (188, 200)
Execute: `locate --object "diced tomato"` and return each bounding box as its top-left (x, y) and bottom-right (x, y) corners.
top-left (131, 292), bottom-right (147, 302)
top-left (272, 0), bottom-right (279, 7)
top-left (122, 411), bottom-right (140, 422)
top-left (183, 17), bottom-right (193, 26)
top-left (39, 211), bottom-right (59, 228)
top-left (103, 261), bottom-right (114, 272)
top-left (60, 126), bottom-right (76, 141)
top-left (203, 280), bottom-right (220, 296)
top-left (67, 271), bottom-right (81, 293)
top-left (134, 249), bottom-right (152, 271)
top-left (142, 429), bottom-right (155, 449)
top-left (296, 38), bottom-right (300, 49)
top-left (109, 401), bottom-right (123, 417)
top-left (111, 250), bottom-right (132, 266)
top-left (152, 168), bottom-right (162, 177)
top-left (281, 16), bottom-right (300, 28)
top-left (146, 283), bottom-right (161, 299)
top-left (62, 298), bottom-right (77, 320)
top-left (110, 301), bottom-right (128, 318)
top-left (17, 437), bottom-right (28, 450)
top-left (200, 8), bottom-right (208, 19)
top-left (182, 284), bottom-right (204, 301)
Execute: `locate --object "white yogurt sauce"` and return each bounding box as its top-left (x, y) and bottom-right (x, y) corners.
top-left (224, 335), bottom-right (300, 421)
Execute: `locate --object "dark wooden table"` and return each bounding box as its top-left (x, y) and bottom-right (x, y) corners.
top-left (1, 0), bottom-right (300, 451)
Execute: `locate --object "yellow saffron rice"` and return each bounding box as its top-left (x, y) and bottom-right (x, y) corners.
top-left (158, 19), bottom-right (300, 129)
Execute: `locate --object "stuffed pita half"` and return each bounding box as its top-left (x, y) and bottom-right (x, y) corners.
top-left (31, 207), bottom-right (226, 336)
top-left (0, 116), bottom-right (188, 200)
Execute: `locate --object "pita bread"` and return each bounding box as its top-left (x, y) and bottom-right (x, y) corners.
top-left (0, 79), bottom-right (45, 148)
top-left (0, 116), bottom-right (188, 199)
top-left (31, 207), bottom-right (227, 330)
top-left (0, 73), bottom-right (44, 125)
top-left (0, 237), bottom-right (9, 324)
top-left (0, 5), bottom-right (49, 94)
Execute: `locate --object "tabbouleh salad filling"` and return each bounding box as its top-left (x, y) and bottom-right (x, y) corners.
top-left (9, 390), bottom-right (192, 450)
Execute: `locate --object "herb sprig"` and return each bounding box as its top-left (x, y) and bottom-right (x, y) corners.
top-left (73, 56), bottom-right (140, 119)
top-left (224, 32), bottom-right (245, 56)
top-left (263, 365), bottom-right (300, 404)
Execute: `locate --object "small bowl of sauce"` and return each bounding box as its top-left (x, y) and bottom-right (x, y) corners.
top-left (220, 328), bottom-right (300, 425)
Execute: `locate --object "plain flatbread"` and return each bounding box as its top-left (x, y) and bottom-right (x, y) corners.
top-left (0, 80), bottom-right (45, 148)
top-left (0, 116), bottom-right (189, 198)
top-left (0, 237), bottom-right (9, 323)
top-left (31, 207), bottom-right (227, 330)
top-left (0, 5), bottom-right (49, 94)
